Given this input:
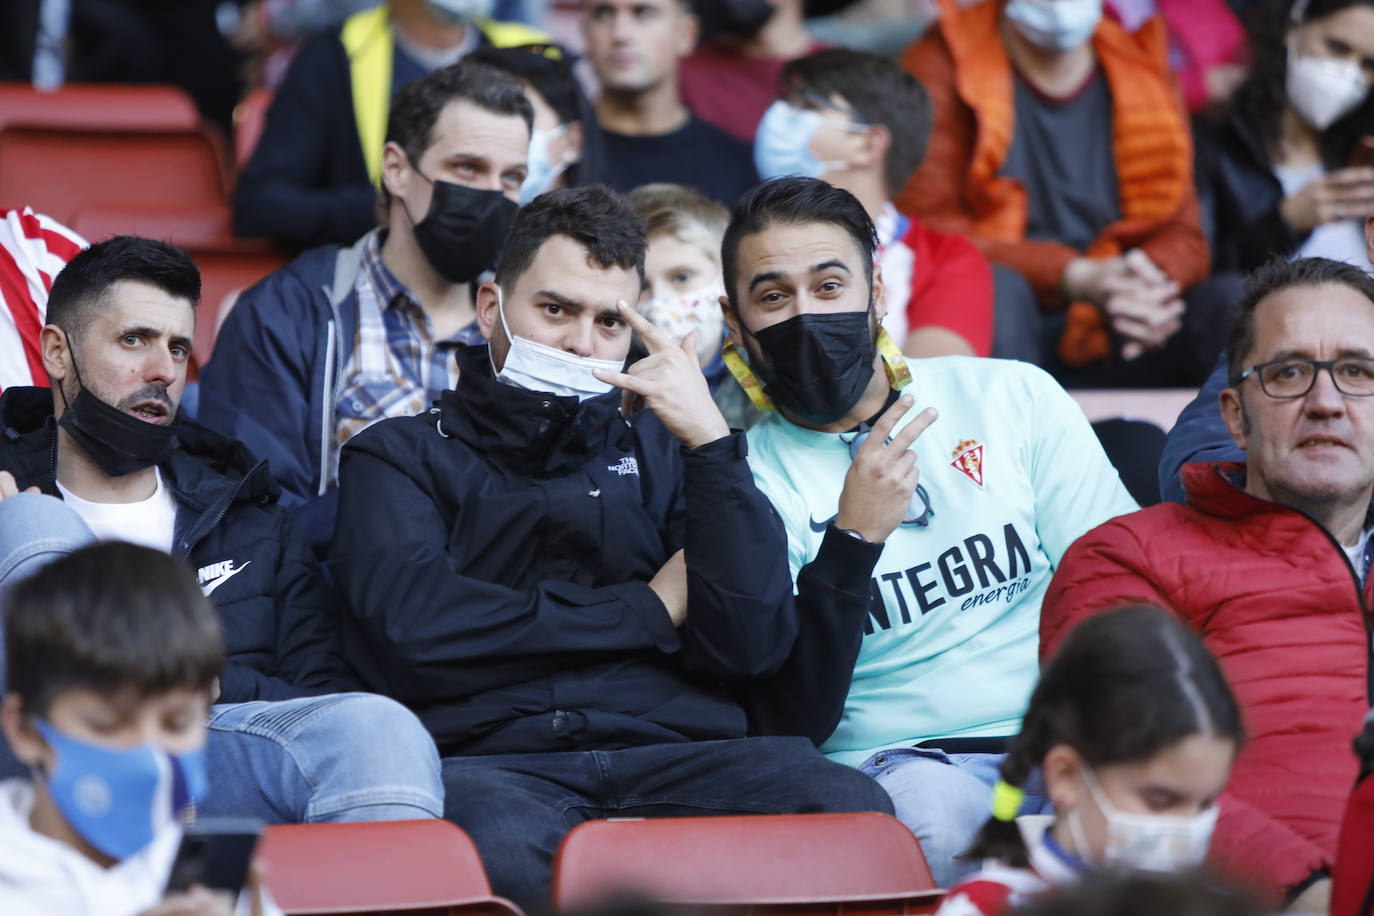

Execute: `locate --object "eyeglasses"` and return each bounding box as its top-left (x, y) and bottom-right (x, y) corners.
top-left (1236, 357), bottom-right (1374, 399)
top-left (844, 425), bottom-right (935, 527)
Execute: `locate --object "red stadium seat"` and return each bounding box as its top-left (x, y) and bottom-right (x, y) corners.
top-left (0, 82), bottom-right (200, 132)
top-left (0, 125), bottom-right (231, 226)
top-left (550, 813), bottom-right (943, 915)
top-left (70, 202), bottom-right (234, 249)
top-left (184, 243), bottom-right (290, 367)
top-left (234, 87), bottom-right (275, 171)
top-left (255, 820), bottom-right (526, 916)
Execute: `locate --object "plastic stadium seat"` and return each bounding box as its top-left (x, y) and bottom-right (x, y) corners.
top-left (0, 125), bottom-right (231, 226)
top-left (550, 813), bottom-right (943, 915)
top-left (234, 87), bottom-right (275, 171)
top-left (71, 202), bottom-right (234, 249)
top-left (184, 243), bottom-right (290, 367)
top-left (255, 820), bottom-right (526, 916)
top-left (0, 82), bottom-right (200, 132)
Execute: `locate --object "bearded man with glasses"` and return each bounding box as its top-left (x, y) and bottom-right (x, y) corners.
top-left (1043, 256), bottom-right (1374, 911)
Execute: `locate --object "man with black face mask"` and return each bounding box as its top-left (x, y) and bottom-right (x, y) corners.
top-left (199, 59), bottom-right (532, 551)
top-left (724, 178), bottom-right (1137, 890)
top-left (328, 185), bottom-right (893, 910)
top-left (0, 235), bottom-right (444, 824)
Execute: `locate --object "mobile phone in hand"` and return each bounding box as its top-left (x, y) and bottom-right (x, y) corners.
top-left (165, 818), bottom-right (263, 897)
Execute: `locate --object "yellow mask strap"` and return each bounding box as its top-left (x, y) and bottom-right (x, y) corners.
top-left (876, 325), bottom-right (913, 391)
top-left (991, 779), bottom-right (1025, 822)
top-left (721, 338), bottom-right (775, 413)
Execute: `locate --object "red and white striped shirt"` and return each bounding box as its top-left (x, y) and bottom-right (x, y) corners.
top-left (0, 207), bottom-right (86, 394)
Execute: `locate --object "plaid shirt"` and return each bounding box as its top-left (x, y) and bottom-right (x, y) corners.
top-left (333, 230), bottom-right (484, 478)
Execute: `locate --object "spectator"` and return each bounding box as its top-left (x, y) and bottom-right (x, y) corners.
top-left (1011, 871), bottom-right (1270, 916)
top-left (1196, 0), bottom-right (1374, 276)
top-left (468, 45), bottom-right (608, 201)
top-left (899, 0), bottom-right (1225, 385)
top-left (726, 177), bottom-right (1137, 888)
top-left (327, 186), bottom-right (892, 909)
top-left (755, 49), bottom-right (998, 358)
top-left (1042, 257), bottom-right (1374, 909)
top-left (0, 207), bottom-right (85, 395)
top-left (628, 183), bottom-right (754, 429)
top-left (200, 61), bottom-right (532, 551)
top-left (0, 542), bottom-right (282, 915)
top-left (233, 0), bottom-right (547, 250)
top-left (936, 606), bottom-right (1243, 915)
top-left (0, 236), bottom-right (443, 826)
top-left (1106, 0), bottom-right (1248, 115)
top-left (680, 0), bottom-right (821, 141)
top-left (582, 0), bottom-right (758, 208)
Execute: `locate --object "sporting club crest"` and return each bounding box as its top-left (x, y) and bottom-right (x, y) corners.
top-left (950, 439), bottom-right (985, 488)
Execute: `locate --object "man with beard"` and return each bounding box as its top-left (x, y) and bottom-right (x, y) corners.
top-left (0, 235), bottom-right (444, 824)
top-left (725, 177), bottom-right (1136, 887)
top-left (200, 59), bottom-right (532, 550)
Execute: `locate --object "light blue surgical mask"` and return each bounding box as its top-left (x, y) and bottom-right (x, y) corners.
top-left (754, 100), bottom-right (860, 181)
top-left (35, 718), bottom-right (207, 861)
top-left (521, 123), bottom-right (574, 205)
top-left (1003, 0), bottom-right (1102, 52)
top-left (490, 286), bottom-right (625, 400)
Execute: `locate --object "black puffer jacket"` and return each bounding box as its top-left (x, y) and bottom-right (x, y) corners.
top-left (328, 346), bottom-right (797, 757)
top-left (0, 387), bottom-right (356, 702)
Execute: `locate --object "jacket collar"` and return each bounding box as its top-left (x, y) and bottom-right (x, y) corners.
top-left (1181, 460), bottom-right (1374, 529)
top-left (440, 345), bottom-right (630, 477)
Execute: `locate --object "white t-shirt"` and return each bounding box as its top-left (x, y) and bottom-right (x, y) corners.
top-left (1344, 525), bottom-right (1374, 585)
top-left (1274, 163), bottom-right (1374, 274)
top-left (56, 469), bottom-right (177, 554)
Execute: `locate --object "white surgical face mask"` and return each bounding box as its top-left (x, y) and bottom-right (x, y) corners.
top-left (521, 124), bottom-right (574, 205)
top-left (1067, 765), bottom-right (1219, 872)
top-left (425, 0), bottom-right (495, 24)
top-left (754, 100), bottom-right (857, 181)
top-left (639, 281), bottom-right (727, 366)
top-left (490, 286), bottom-right (624, 400)
top-left (1286, 41), bottom-right (1371, 130)
top-left (1004, 0), bottom-right (1102, 52)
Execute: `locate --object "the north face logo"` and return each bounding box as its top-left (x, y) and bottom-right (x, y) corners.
top-left (197, 559), bottom-right (251, 597)
top-left (607, 457), bottom-right (639, 477)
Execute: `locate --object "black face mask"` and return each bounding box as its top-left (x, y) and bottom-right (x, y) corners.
top-left (406, 171), bottom-right (518, 285)
top-left (57, 346), bottom-right (178, 478)
top-left (749, 309), bottom-right (877, 426)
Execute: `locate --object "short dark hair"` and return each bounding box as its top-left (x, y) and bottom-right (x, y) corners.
top-left (721, 177), bottom-right (877, 309)
top-left (779, 49), bottom-right (932, 197)
top-left (4, 542), bottom-right (224, 718)
top-left (494, 185), bottom-right (646, 290)
top-left (45, 236), bottom-right (200, 338)
top-left (1226, 256), bottom-right (1374, 385)
top-left (1014, 871), bottom-right (1268, 916)
top-left (386, 58), bottom-right (535, 172)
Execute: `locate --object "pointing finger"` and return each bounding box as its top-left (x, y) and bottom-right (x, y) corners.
top-left (616, 301), bottom-right (675, 354)
top-left (891, 406), bottom-right (939, 451)
top-left (680, 328), bottom-right (701, 368)
top-left (862, 394), bottom-right (914, 454)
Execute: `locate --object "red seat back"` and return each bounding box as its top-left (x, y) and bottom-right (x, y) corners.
top-left (550, 814), bottom-right (942, 915)
top-left (70, 203), bottom-right (233, 249)
top-left (186, 243), bottom-right (290, 367)
top-left (0, 82), bottom-right (200, 132)
top-left (234, 87), bottom-right (275, 171)
top-left (255, 820), bottom-right (525, 916)
top-left (0, 125), bottom-right (230, 226)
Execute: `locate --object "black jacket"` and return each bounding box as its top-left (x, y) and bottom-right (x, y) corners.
top-left (328, 346), bottom-right (797, 756)
top-left (1194, 108), bottom-right (1309, 274)
top-left (0, 387), bottom-right (356, 703)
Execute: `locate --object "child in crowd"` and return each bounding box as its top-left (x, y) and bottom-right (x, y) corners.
top-left (629, 183), bottom-right (755, 429)
top-left (936, 606), bottom-right (1244, 916)
top-left (0, 542), bottom-right (278, 916)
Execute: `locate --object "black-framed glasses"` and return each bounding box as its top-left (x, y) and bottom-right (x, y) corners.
top-left (1236, 357), bottom-right (1374, 399)
top-left (843, 426), bottom-right (935, 527)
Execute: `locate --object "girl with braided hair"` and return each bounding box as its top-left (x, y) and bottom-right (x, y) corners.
top-left (933, 606), bottom-right (1244, 916)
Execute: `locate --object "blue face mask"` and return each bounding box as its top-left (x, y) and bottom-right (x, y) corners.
top-left (35, 719), bottom-right (207, 861)
top-left (521, 124), bottom-right (574, 205)
top-left (1003, 0), bottom-right (1102, 52)
top-left (754, 100), bottom-right (860, 181)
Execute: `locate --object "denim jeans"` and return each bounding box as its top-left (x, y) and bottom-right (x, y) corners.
top-left (203, 693), bottom-right (443, 822)
top-left (859, 747), bottom-right (1050, 889)
top-left (441, 735), bottom-right (893, 911)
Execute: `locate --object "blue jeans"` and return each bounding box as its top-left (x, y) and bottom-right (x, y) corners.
top-left (204, 693), bottom-right (443, 822)
top-left (859, 748), bottom-right (1050, 889)
top-left (441, 735), bottom-right (893, 911)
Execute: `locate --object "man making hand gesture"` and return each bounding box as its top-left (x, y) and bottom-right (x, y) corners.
top-left (327, 186), bottom-right (891, 909)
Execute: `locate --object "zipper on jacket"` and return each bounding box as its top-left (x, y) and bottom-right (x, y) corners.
top-left (1297, 507), bottom-right (1374, 704)
top-left (178, 459), bottom-right (267, 559)
top-left (319, 316), bottom-right (337, 496)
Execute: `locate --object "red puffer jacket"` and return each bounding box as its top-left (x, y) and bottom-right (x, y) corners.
top-left (1042, 461), bottom-right (1370, 899)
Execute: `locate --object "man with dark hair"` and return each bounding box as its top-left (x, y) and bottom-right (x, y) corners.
top-left (1044, 257), bottom-right (1374, 909)
top-left (724, 177), bottom-right (1134, 888)
top-left (0, 235), bottom-right (443, 825)
top-left (755, 49), bottom-right (1000, 360)
top-left (329, 185), bottom-right (891, 908)
top-left (200, 59), bottom-right (533, 551)
top-left (233, 0), bottom-right (547, 250)
top-left (582, 0), bottom-right (757, 208)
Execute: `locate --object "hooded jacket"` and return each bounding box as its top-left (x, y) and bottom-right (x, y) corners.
top-left (328, 346), bottom-right (797, 756)
top-left (1043, 461), bottom-right (1370, 898)
top-left (0, 387), bottom-right (355, 703)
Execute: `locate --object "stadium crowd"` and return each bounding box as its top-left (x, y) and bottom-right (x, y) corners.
top-left (0, 0), bottom-right (1372, 912)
